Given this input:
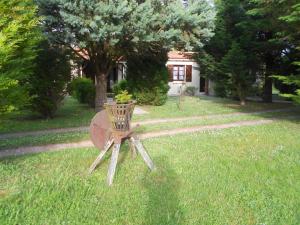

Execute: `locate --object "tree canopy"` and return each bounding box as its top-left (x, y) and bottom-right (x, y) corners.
top-left (197, 0), bottom-right (300, 105)
top-left (37, 0), bottom-right (216, 111)
top-left (0, 0), bottom-right (42, 113)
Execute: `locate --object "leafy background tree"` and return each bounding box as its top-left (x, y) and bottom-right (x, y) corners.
top-left (37, 0), bottom-right (215, 111)
top-left (0, 0), bottom-right (41, 113)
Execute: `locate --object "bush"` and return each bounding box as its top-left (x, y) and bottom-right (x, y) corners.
top-left (29, 41), bottom-right (71, 118)
top-left (121, 51), bottom-right (169, 106)
top-left (185, 86), bottom-right (197, 96)
top-left (0, 77), bottom-right (29, 114)
top-left (214, 81), bottom-right (228, 98)
top-left (112, 79), bottom-right (128, 95)
top-left (113, 75), bottom-right (169, 106)
top-left (69, 78), bottom-right (95, 107)
top-left (134, 83), bottom-right (169, 105)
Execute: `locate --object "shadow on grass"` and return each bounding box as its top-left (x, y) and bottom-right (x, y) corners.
top-left (142, 157), bottom-right (183, 225)
top-left (196, 95), bottom-right (300, 123)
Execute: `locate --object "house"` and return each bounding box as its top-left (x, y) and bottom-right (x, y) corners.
top-left (73, 51), bottom-right (214, 96)
top-left (166, 51), bottom-right (213, 96)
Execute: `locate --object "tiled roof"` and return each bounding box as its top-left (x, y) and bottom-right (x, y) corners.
top-left (168, 51), bottom-right (195, 60)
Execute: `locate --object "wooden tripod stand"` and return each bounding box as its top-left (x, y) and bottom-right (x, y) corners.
top-left (89, 102), bottom-right (155, 186)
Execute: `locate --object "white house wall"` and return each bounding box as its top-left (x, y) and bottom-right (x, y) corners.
top-left (166, 60), bottom-right (201, 96)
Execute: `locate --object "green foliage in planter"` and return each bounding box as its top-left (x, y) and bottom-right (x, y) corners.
top-left (69, 78), bottom-right (95, 107)
top-left (115, 90), bottom-right (132, 104)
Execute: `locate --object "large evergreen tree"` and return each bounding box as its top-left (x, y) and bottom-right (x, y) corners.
top-left (245, 0), bottom-right (288, 102)
top-left (221, 42), bottom-right (252, 105)
top-left (197, 0), bottom-right (256, 103)
top-left (37, 0), bottom-right (215, 111)
top-left (273, 1), bottom-right (300, 104)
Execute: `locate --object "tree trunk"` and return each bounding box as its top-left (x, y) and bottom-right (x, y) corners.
top-left (95, 73), bottom-right (107, 112)
top-left (237, 86), bottom-right (246, 106)
top-left (263, 54), bottom-right (273, 103)
top-left (262, 74), bottom-right (272, 103)
top-left (240, 99), bottom-right (246, 106)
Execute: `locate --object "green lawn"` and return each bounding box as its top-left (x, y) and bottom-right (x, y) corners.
top-left (0, 97), bottom-right (95, 134)
top-left (1, 109), bottom-right (300, 150)
top-left (0, 95), bottom-right (295, 134)
top-left (134, 95), bottom-right (294, 120)
top-left (0, 120), bottom-right (299, 224)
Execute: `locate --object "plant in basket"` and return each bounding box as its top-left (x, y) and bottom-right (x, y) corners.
top-left (104, 90), bottom-right (135, 132)
top-left (115, 90), bottom-right (133, 104)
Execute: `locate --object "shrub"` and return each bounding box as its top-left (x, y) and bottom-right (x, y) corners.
top-left (69, 77), bottom-right (95, 107)
top-left (0, 77), bottom-right (29, 114)
top-left (112, 79), bottom-right (128, 95)
top-left (134, 83), bottom-right (169, 105)
top-left (29, 41), bottom-right (71, 118)
top-left (185, 86), bottom-right (197, 96)
top-left (214, 81), bottom-right (228, 98)
top-left (123, 51), bottom-right (169, 106)
top-left (112, 71), bottom-right (169, 106)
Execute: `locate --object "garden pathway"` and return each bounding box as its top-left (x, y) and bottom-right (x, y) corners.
top-left (0, 115), bottom-right (298, 158)
top-left (0, 108), bottom-right (296, 140)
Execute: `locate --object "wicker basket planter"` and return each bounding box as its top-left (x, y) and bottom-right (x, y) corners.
top-left (89, 100), bottom-right (154, 186)
top-left (104, 101), bottom-right (136, 132)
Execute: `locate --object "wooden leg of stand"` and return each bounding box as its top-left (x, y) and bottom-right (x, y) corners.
top-left (131, 137), bottom-right (155, 171)
top-left (129, 138), bottom-right (137, 159)
top-left (107, 143), bottom-right (121, 186)
top-left (88, 139), bottom-right (114, 174)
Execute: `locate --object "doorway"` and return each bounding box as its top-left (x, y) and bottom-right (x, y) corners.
top-left (200, 77), bottom-right (206, 92)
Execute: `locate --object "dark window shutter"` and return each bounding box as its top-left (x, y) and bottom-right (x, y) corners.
top-left (167, 65), bottom-right (173, 82)
top-left (186, 65), bottom-right (192, 82)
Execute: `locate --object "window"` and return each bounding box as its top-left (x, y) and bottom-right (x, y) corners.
top-left (173, 65), bottom-right (185, 81)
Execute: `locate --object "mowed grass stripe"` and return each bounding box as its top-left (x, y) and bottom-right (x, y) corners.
top-left (2, 116), bottom-right (298, 157)
top-left (1, 110), bottom-right (299, 150)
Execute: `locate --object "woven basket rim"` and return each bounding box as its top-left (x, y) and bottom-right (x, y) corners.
top-left (104, 100), bottom-right (136, 106)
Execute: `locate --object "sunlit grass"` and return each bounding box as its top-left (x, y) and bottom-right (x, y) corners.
top-left (0, 97), bottom-right (95, 134)
top-left (1, 110), bottom-right (299, 150)
top-left (0, 95), bottom-right (295, 134)
top-left (0, 120), bottom-right (299, 224)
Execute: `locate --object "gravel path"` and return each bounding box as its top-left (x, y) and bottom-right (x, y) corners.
top-left (0, 108), bottom-right (296, 140)
top-left (0, 118), bottom-right (275, 158)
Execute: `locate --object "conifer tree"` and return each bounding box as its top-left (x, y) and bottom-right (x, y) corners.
top-left (37, 0), bottom-right (215, 111)
top-left (221, 42), bottom-right (253, 105)
top-left (273, 1), bottom-right (300, 104)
